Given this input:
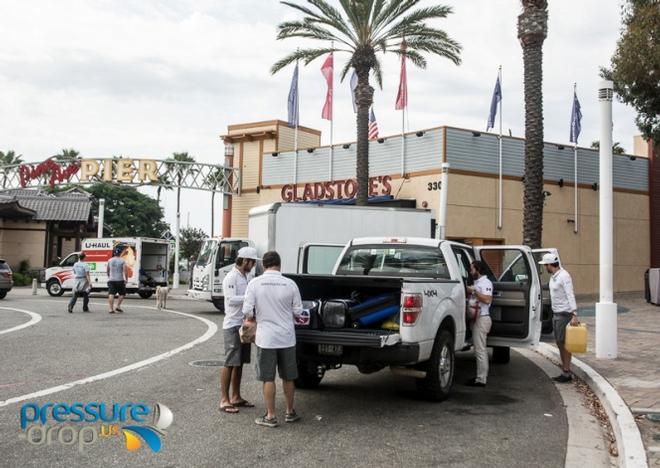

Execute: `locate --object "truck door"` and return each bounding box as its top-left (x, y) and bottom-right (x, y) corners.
top-left (214, 240), bottom-right (250, 295)
top-left (474, 246), bottom-right (542, 347)
top-left (297, 243), bottom-right (345, 274)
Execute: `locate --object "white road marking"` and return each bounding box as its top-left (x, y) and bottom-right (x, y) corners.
top-left (0, 307), bottom-right (42, 335)
top-left (0, 305), bottom-right (218, 407)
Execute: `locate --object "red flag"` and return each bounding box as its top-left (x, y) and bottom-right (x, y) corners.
top-left (321, 53), bottom-right (333, 120)
top-left (395, 41), bottom-right (407, 110)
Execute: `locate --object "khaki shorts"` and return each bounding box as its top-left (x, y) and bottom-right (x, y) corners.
top-left (255, 346), bottom-right (298, 382)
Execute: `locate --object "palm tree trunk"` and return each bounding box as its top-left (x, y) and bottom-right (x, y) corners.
top-left (157, 186), bottom-right (161, 205)
top-left (518, 1), bottom-right (548, 249)
top-left (210, 191), bottom-right (215, 237)
top-left (355, 67), bottom-right (374, 206)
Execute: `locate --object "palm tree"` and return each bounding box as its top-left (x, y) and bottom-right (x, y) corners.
top-left (205, 168), bottom-right (226, 237)
top-left (54, 148), bottom-right (80, 162)
top-left (165, 152), bottom-right (197, 221)
top-left (272, 0), bottom-right (461, 205)
top-left (518, 0), bottom-right (548, 249)
top-left (156, 173), bottom-right (173, 205)
top-left (590, 140), bottom-right (626, 155)
top-left (0, 150), bottom-right (24, 188)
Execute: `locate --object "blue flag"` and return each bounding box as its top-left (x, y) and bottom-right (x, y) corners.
top-left (287, 62), bottom-right (299, 127)
top-left (570, 90), bottom-right (582, 144)
top-left (487, 75), bottom-right (502, 131)
top-left (350, 69), bottom-right (358, 113)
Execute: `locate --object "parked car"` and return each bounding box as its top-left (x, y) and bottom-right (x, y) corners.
top-left (0, 260), bottom-right (13, 299)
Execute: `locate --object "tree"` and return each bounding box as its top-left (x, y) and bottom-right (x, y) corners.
top-left (165, 152), bottom-right (196, 218)
top-left (518, 0), bottom-right (548, 249)
top-left (205, 168), bottom-right (226, 237)
top-left (85, 183), bottom-right (169, 238)
top-left (54, 148), bottom-right (80, 162)
top-left (272, 0), bottom-right (461, 205)
top-left (590, 140), bottom-right (626, 155)
top-left (0, 150), bottom-right (24, 188)
top-left (601, 0), bottom-right (660, 146)
top-left (180, 227), bottom-right (208, 261)
top-left (156, 173), bottom-right (173, 205)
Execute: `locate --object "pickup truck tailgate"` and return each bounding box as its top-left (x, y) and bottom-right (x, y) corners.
top-left (296, 329), bottom-right (401, 348)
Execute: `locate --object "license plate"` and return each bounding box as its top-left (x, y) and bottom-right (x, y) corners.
top-left (318, 344), bottom-right (343, 356)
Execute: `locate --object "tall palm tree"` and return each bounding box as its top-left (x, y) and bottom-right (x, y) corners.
top-left (205, 168), bottom-right (226, 237)
top-left (165, 152), bottom-right (197, 221)
top-left (272, 0), bottom-right (461, 205)
top-left (518, 0), bottom-right (548, 248)
top-left (54, 148), bottom-right (80, 162)
top-left (156, 173), bottom-right (173, 205)
top-left (0, 150), bottom-right (24, 188)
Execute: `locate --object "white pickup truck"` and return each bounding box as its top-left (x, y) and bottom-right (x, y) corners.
top-left (288, 237), bottom-right (545, 401)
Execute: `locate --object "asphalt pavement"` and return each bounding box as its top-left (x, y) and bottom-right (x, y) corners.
top-left (0, 292), bottom-right (568, 468)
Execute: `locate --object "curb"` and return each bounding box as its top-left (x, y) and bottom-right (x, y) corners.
top-left (536, 342), bottom-right (648, 468)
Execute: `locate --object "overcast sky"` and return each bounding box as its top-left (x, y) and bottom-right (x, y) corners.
top-left (0, 0), bottom-right (638, 235)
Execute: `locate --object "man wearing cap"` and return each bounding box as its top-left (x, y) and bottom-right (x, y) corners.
top-left (539, 252), bottom-right (579, 383)
top-left (219, 246), bottom-right (259, 414)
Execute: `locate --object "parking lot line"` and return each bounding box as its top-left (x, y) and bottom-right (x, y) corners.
top-left (0, 307), bottom-right (42, 336)
top-left (0, 305), bottom-right (217, 407)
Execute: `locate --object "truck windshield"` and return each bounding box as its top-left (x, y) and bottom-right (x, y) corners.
top-left (196, 240), bottom-right (217, 267)
top-left (336, 244), bottom-right (451, 279)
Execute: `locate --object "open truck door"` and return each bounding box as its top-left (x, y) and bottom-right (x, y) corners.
top-left (297, 243), bottom-right (345, 274)
top-left (474, 246), bottom-right (542, 362)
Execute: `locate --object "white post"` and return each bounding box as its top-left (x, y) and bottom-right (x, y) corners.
top-left (400, 109), bottom-right (406, 175)
top-left (173, 211), bottom-right (180, 290)
top-left (574, 143), bottom-right (579, 233)
top-left (595, 80), bottom-right (617, 359)
top-left (329, 116), bottom-right (334, 181)
top-left (97, 198), bottom-right (105, 238)
top-left (437, 162), bottom-right (450, 240)
top-left (497, 65), bottom-right (503, 230)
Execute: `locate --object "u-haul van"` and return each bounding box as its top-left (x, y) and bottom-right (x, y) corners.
top-left (44, 237), bottom-right (170, 298)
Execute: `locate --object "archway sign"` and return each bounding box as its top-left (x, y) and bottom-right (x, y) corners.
top-left (0, 157), bottom-right (241, 194)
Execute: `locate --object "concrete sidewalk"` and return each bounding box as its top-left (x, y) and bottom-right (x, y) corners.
top-left (572, 292), bottom-right (660, 466)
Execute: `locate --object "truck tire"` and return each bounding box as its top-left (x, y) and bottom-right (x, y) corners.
top-left (0, 290), bottom-right (6, 299)
top-left (47, 280), bottom-right (64, 297)
top-left (416, 329), bottom-right (455, 401)
top-left (492, 346), bottom-right (511, 364)
top-left (294, 361), bottom-right (323, 389)
top-left (212, 299), bottom-right (224, 313)
top-left (138, 291), bottom-right (153, 299)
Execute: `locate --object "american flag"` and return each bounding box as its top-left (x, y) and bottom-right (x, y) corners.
top-left (368, 107), bottom-right (379, 140)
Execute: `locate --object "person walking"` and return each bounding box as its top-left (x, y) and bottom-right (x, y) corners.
top-left (539, 253), bottom-right (579, 382)
top-left (68, 252), bottom-right (91, 313)
top-left (466, 260), bottom-right (493, 388)
top-left (107, 247), bottom-right (128, 314)
top-left (242, 251), bottom-right (303, 428)
top-left (219, 247), bottom-right (259, 414)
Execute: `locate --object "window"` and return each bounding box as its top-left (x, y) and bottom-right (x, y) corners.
top-left (336, 245), bottom-right (450, 279)
top-left (61, 254), bottom-right (79, 267)
top-left (303, 245), bottom-right (344, 274)
top-left (196, 240), bottom-right (216, 267)
top-left (451, 247), bottom-right (473, 283)
top-left (532, 251), bottom-right (553, 285)
top-left (482, 250), bottom-right (531, 284)
top-left (215, 241), bottom-right (248, 269)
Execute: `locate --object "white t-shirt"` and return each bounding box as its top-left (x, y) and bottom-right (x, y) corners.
top-left (242, 271), bottom-right (303, 349)
top-left (474, 275), bottom-right (493, 316)
top-left (549, 268), bottom-right (577, 313)
top-left (222, 267), bottom-right (249, 329)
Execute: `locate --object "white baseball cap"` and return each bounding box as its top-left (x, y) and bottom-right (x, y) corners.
top-left (538, 252), bottom-right (559, 265)
top-left (237, 247), bottom-right (260, 260)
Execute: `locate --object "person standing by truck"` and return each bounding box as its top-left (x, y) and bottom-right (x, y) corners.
top-left (466, 260), bottom-right (493, 388)
top-left (107, 248), bottom-right (128, 314)
top-left (538, 253), bottom-right (579, 383)
top-left (68, 252), bottom-right (91, 313)
top-left (219, 247), bottom-right (259, 414)
top-left (242, 251), bottom-right (303, 428)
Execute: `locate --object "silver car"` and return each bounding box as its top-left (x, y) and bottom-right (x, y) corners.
top-left (0, 260), bottom-right (13, 299)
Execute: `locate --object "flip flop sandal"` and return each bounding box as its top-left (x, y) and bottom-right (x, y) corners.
top-left (109, 310), bottom-right (115, 314)
top-left (231, 400), bottom-right (255, 408)
top-left (115, 308), bottom-right (124, 313)
top-left (219, 405), bottom-right (239, 414)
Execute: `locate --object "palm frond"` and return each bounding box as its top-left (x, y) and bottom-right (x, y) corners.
top-left (277, 19), bottom-right (346, 44)
top-left (372, 57), bottom-right (384, 89)
top-left (390, 48), bottom-right (427, 69)
top-left (372, 0), bottom-right (420, 36)
top-left (271, 47), bottom-right (336, 74)
top-left (339, 59), bottom-right (354, 82)
top-left (284, 0), bottom-right (357, 45)
top-left (375, 5), bottom-right (454, 42)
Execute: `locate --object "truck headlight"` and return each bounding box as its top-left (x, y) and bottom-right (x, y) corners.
top-left (202, 275), bottom-right (209, 291)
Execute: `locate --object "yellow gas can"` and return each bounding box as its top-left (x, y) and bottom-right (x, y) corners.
top-left (564, 323), bottom-right (588, 354)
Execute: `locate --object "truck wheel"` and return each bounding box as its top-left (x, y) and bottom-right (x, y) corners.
top-left (492, 346), bottom-right (511, 364)
top-left (138, 291), bottom-right (153, 299)
top-left (295, 361), bottom-right (323, 389)
top-left (212, 299), bottom-right (224, 313)
top-left (0, 290), bottom-right (6, 299)
top-left (416, 329), bottom-right (455, 401)
top-left (47, 280), bottom-right (64, 297)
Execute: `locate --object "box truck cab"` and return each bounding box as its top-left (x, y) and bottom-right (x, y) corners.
top-left (44, 237), bottom-right (170, 298)
top-left (188, 203), bottom-right (434, 311)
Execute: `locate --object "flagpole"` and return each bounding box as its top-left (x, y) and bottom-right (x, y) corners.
top-left (329, 45), bottom-right (334, 180)
top-left (293, 55), bottom-right (299, 185)
top-left (400, 107), bottom-right (405, 175)
top-left (573, 82), bottom-right (579, 234)
top-left (497, 65), bottom-right (503, 230)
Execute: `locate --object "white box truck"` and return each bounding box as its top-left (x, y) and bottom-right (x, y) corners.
top-left (188, 203), bottom-right (434, 311)
top-left (44, 237), bottom-right (170, 298)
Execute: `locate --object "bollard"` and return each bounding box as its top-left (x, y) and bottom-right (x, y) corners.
top-left (31, 278), bottom-right (38, 295)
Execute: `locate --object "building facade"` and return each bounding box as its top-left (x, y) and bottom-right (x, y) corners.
top-left (222, 120), bottom-right (654, 295)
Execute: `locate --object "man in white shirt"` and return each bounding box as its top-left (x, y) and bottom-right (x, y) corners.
top-left (219, 247), bottom-right (259, 414)
top-left (539, 253), bottom-right (579, 383)
top-left (242, 251), bottom-right (303, 428)
top-left (466, 260), bottom-right (493, 387)
top-left (68, 252), bottom-right (91, 313)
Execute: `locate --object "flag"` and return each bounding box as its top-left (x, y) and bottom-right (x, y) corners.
top-left (570, 90), bottom-right (582, 144)
top-left (368, 107), bottom-right (379, 140)
top-left (350, 69), bottom-right (358, 113)
top-left (321, 53), bottom-right (333, 120)
top-left (287, 62), bottom-right (299, 127)
top-left (395, 41), bottom-right (408, 110)
top-left (487, 74), bottom-right (502, 130)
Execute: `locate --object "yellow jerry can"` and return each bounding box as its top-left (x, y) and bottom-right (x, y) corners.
top-left (564, 323), bottom-right (588, 354)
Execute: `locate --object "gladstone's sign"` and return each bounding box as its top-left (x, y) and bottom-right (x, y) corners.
top-left (281, 175), bottom-right (392, 202)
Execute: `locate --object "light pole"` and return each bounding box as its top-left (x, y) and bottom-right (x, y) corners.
top-left (595, 80), bottom-right (617, 359)
top-left (97, 198), bottom-right (105, 238)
